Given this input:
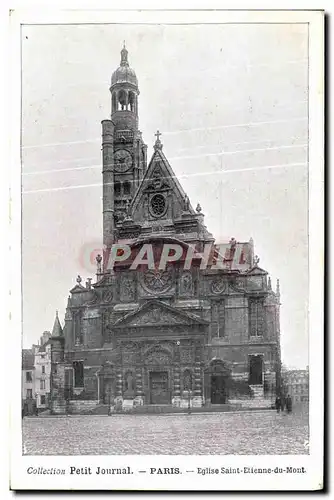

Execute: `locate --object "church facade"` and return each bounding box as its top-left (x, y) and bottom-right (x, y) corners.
top-left (49, 47), bottom-right (282, 414)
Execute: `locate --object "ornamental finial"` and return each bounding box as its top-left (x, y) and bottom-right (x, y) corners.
top-left (96, 254), bottom-right (102, 274)
top-left (120, 42), bottom-right (129, 67)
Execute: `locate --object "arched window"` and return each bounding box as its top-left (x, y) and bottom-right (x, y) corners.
top-left (112, 92), bottom-right (117, 113)
top-left (114, 181), bottom-right (121, 196)
top-left (123, 181), bottom-right (131, 195)
top-left (128, 91), bottom-right (135, 112)
top-left (118, 90), bottom-right (127, 111)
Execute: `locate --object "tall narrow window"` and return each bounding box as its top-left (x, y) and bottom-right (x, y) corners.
top-left (218, 301), bottom-right (225, 337)
top-left (73, 361), bottom-right (84, 388)
top-left (74, 311), bottom-right (83, 345)
top-left (114, 181), bottom-right (121, 196)
top-left (42, 366), bottom-right (45, 374)
top-left (249, 299), bottom-right (265, 337)
top-left (128, 91), bottom-right (135, 112)
top-left (211, 301), bottom-right (225, 337)
top-left (26, 371), bottom-right (32, 382)
top-left (40, 379), bottom-right (45, 390)
top-left (112, 92), bottom-right (117, 113)
top-left (123, 181), bottom-right (131, 195)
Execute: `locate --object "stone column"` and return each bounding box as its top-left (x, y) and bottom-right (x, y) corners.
top-left (172, 345), bottom-right (181, 408)
top-left (116, 368), bottom-right (123, 401)
top-left (134, 367), bottom-right (144, 406)
top-left (102, 120), bottom-right (115, 249)
top-left (172, 367), bottom-right (181, 407)
top-left (193, 344), bottom-right (203, 407)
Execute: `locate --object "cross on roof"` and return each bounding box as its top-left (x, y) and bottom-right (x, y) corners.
top-left (155, 130), bottom-right (162, 140)
top-left (154, 130), bottom-right (163, 151)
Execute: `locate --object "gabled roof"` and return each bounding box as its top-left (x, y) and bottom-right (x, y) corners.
top-left (70, 283), bottom-right (86, 294)
top-left (130, 147), bottom-right (196, 215)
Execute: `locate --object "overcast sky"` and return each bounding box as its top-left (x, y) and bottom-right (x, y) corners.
top-left (21, 23), bottom-right (308, 369)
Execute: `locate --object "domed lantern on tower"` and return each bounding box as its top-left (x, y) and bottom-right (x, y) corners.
top-left (110, 43), bottom-right (139, 130)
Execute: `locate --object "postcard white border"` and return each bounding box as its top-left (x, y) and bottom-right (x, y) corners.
top-left (8, 7), bottom-right (324, 491)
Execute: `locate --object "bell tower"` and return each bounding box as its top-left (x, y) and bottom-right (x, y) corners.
top-left (102, 44), bottom-right (148, 248)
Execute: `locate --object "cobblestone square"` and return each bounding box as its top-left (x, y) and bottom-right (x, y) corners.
top-left (22, 409), bottom-right (309, 455)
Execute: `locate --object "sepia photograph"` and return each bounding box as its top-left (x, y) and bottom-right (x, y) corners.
top-left (9, 7), bottom-right (324, 491)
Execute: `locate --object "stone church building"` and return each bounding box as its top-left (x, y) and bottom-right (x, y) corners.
top-left (50, 46), bottom-right (282, 413)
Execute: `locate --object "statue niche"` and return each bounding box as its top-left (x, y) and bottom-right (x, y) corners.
top-left (124, 370), bottom-right (135, 399)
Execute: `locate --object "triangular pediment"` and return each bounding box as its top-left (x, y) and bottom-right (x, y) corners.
top-left (130, 148), bottom-right (196, 222)
top-left (247, 265), bottom-right (268, 276)
top-left (113, 300), bottom-right (207, 328)
top-left (70, 284), bottom-right (86, 294)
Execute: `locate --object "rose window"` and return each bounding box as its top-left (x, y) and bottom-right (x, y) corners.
top-left (150, 194), bottom-right (166, 216)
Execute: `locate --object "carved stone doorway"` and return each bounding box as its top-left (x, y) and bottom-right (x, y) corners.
top-left (210, 374), bottom-right (227, 404)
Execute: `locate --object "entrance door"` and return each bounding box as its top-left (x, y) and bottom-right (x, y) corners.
top-left (211, 375), bottom-right (227, 404)
top-left (103, 378), bottom-right (115, 404)
top-left (150, 371), bottom-right (170, 404)
top-left (249, 355), bottom-right (263, 385)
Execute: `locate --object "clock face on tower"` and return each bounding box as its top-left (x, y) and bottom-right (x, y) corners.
top-left (114, 149), bottom-right (132, 173)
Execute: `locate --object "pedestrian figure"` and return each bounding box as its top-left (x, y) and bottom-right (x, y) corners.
top-left (275, 395), bottom-right (281, 413)
top-left (286, 394), bottom-right (292, 414)
top-left (280, 395), bottom-right (285, 412)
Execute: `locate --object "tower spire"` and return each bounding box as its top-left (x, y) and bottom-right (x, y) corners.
top-left (51, 310), bottom-right (63, 338)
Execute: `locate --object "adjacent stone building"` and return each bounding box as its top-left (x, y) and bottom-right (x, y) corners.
top-left (49, 46), bottom-right (282, 414)
top-left (283, 367), bottom-right (309, 405)
top-left (33, 331), bottom-right (52, 410)
top-left (22, 349), bottom-right (35, 414)
top-left (22, 331), bottom-right (52, 414)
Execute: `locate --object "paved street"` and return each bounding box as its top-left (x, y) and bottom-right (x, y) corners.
top-left (22, 409), bottom-right (309, 455)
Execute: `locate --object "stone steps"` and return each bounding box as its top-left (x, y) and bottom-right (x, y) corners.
top-left (89, 403), bottom-right (238, 415)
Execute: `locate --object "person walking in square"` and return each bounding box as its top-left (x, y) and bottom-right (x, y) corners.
top-left (280, 394), bottom-right (285, 412)
top-left (275, 395), bottom-right (281, 413)
top-left (286, 394), bottom-right (292, 414)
